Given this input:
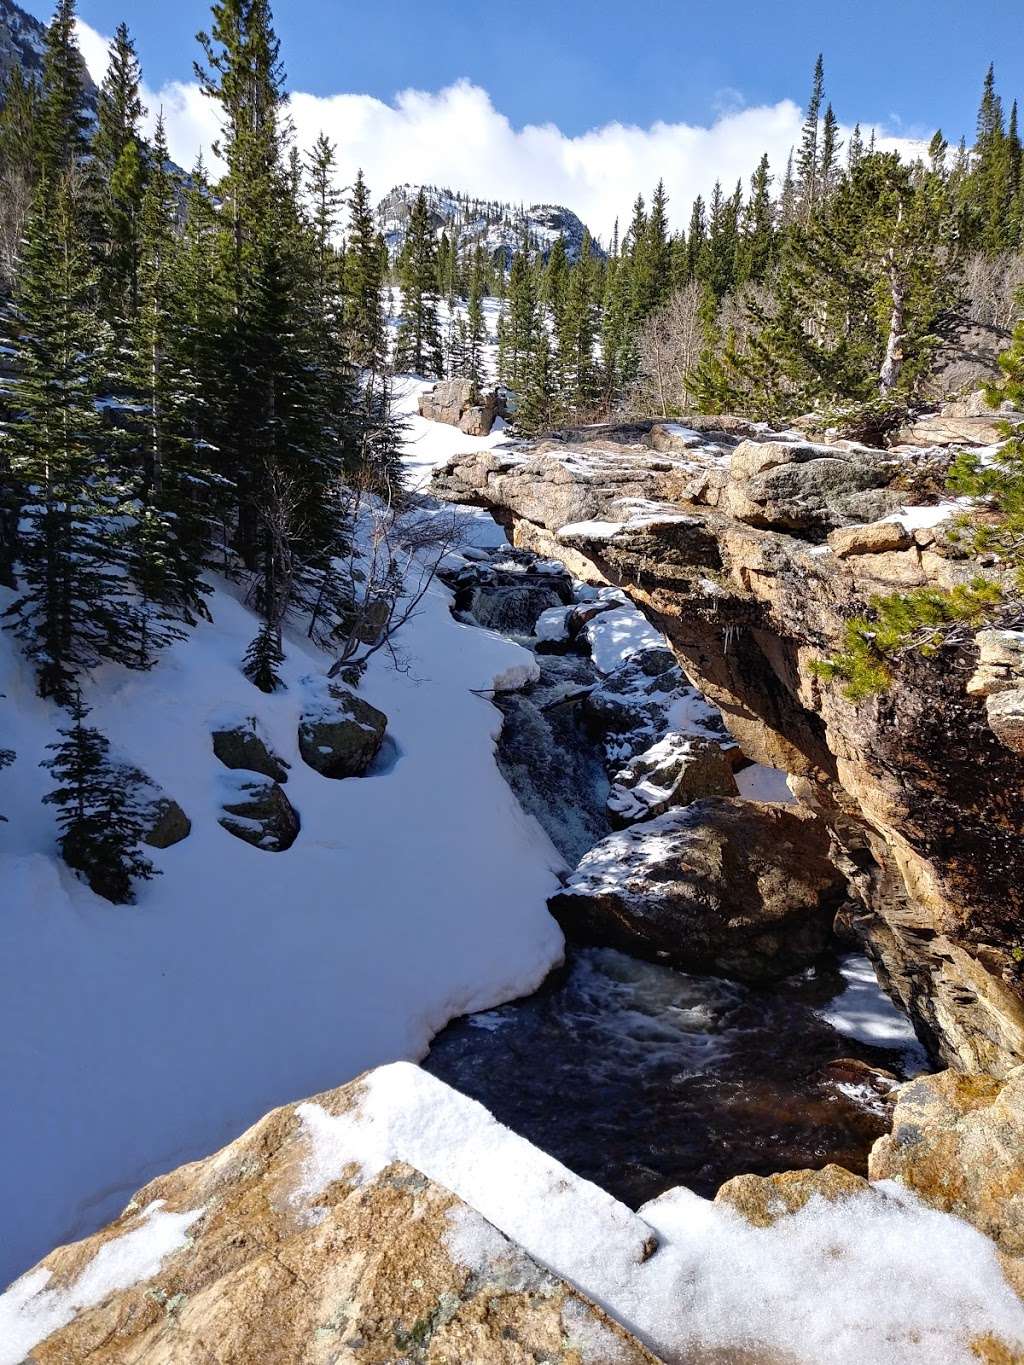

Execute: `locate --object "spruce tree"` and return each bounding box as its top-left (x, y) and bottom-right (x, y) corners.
top-left (394, 189), bottom-right (442, 376)
top-left (344, 169), bottom-right (387, 374)
top-left (796, 54), bottom-right (824, 221)
top-left (37, 0), bottom-right (91, 179)
top-left (518, 329), bottom-right (559, 434)
top-left (42, 690), bottom-right (158, 904)
top-left (466, 244), bottom-right (487, 397)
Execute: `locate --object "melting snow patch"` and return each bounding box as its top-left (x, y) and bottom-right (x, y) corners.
top-left (535, 605), bottom-right (573, 642)
top-left (584, 593), bottom-right (665, 674)
top-left (0, 1202), bottom-right (203, 1364)
top-left (735, 764), bottom-right (795, 804)
top-left (882, 500), bottom-right (969, 532)
top-left (558, 520), bottom-right (626, 542)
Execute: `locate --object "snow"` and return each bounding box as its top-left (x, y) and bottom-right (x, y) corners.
top-left (734, 763), bottom-right (796, 804)
top-left (0, 1202), bottom-right (203, 1365)
top-left (293, 1061), bottom-right (1024, 1365)
top-left (819, 956), bottom-right (930, 1071)
top-left (535, 605), bottom-right (573, 642)
top-left (881, 499), bottom-right (967, 532)
top-left (583, 591), bottom-right (666, 674)
top-left (394, 367), bottom-right (508, 491)
top-left (0, 395), bottom-right (565, 1287)
top-left (557, 519), bottom-right (626, 542)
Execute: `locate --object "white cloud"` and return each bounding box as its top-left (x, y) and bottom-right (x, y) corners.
top-left (76, 18), bottom-right (927, 243)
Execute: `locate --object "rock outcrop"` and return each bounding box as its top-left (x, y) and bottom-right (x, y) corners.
top-left (968, 629), bottom-right (1024, 755)
top-left (418, 378), bottom-right (506, 436)
top-left (432, 422), bottom-right (1024, 1074)
top-left (298, 684), bottom-right (387, 779)
top-left (549, 797), bottom-right (845, 982)
top-left (7, 1071), bottom-right (657, 1365)
top-left (870, 1067), bottom-right (1024, 1263)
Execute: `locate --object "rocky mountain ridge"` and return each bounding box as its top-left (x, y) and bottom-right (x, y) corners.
top-left (377, 182), bottom-right (604, 266)
top-left (0, 0), bottom-right (96, 100)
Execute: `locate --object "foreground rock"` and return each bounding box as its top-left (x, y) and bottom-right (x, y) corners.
top-left (434, 423), bottom-right (1024, 1074)
top-left (870, 1067), bottom-right (1024, 1264)
top-left (550, 798), bottom-right (845, 982)
top-left (8, 1072), bottom-right (657, 1365)
top-left (298, 683), bottom-right (387, 779)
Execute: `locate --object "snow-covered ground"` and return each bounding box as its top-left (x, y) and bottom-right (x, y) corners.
top-left (0, 383), bottom-right (564, 1286)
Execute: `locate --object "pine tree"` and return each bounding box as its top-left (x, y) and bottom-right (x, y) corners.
top-left (344, 169), bottom-right (387, 374)
top-left (37, 0), bottom-right (91, 179)
top-left (42, 689), bottom-right (158, 904)
top-left (685, 197), bottom-right (706, 280)
top-left (394, 189), bottom-right (442, 376)
top-left (0, 64), bottom-right (41, 288)
top-left (502, 236), bottom-right (539, 389)
top-left (737, 153), bottom-right (776, 284)
top-left (466, 245), bottom-right (487, 396)
top-left (242, 619), bottom-right (285, 692)
top-left (796, 54), bottom-right (825, 221)
top-left (517, 329), bottom-right (559, 434)
top-left (559, 231), bottom-right (600, 414)
top-left (4, 177), bottom-right (157, 699)
top-left (93, 23), bottom-right (148, 341)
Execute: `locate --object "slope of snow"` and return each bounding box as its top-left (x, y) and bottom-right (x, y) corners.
top-left (291, 1062), bottom-right (1024, 1365)
top-left (0, 407), bottom-right (564, 1286)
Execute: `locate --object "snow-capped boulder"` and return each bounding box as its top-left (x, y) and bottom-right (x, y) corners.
top-left (116, 765), bottom-right (192, 849)
top-left (218, 773), bottom-right (299, 852)
top-left (211, 717), bottom-right (290, 783)
top-left (715, 1164), bottom-right (879, 1228)
top-left (298, 682), bottom-right (387, 779)
top-left (607, 732), bottom-right (738, 824)
top-left (549, 798), bottom-right (845, 982)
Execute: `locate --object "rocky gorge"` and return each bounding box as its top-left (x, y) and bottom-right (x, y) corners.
top-left (6, 397), bottom-right (1024, 1363)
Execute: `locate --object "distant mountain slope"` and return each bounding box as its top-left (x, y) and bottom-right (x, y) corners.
top-left (377, 183), bottom-right (605, 267)
top-left (0, 0), bottom-right (97, 100)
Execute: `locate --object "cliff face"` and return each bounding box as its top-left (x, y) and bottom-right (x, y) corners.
top-left (432, 421), bottom-right (1024, 1076)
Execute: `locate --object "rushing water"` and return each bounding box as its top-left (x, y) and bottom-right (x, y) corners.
top-left (425, 947), bottom-right (927, 1208)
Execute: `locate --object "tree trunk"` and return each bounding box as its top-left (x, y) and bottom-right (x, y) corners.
top-left (879, 268), bottom-right (906, 396)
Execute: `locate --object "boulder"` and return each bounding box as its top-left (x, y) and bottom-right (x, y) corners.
top-left (9, 1070), bottom-right (658, 1365)
top-left (715, 1164), bottom-right (880, 1228)
top-left (218, 773), bottom-right (300, 851)
top-left (898, 412), bottom-right (1021, 446)
top-left (727, 448), bottom-right (902, 535)
top-left (987, 689), bottom-right (1024, 755)
top-left (420, 378), bottom-right (502, 436)
top-left (116, 764), bottom-right (191, 849)
top-left (828, 519), bottom-right (914, 558)
top-left (212, 718), bottom-right (290, 782)
top-left (607, 732), bottom-right (738, 823)
top-left (549, 797), bottom-right (845, 982)
top-left (141, 795), bottom-right (191, 849)
top-left (298, 683), bottom-right (387, 778)
top-left (870, 1067), bottom-right (1024, 1260)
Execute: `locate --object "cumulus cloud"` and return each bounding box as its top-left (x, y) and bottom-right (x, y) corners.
top-left (76, 18), bottom-right (927, 243)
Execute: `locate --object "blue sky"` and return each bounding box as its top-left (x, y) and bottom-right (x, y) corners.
top-left (26, 0), bottom-right (1021, 143)
top-left (21, 0), bottom-right (1024, 239)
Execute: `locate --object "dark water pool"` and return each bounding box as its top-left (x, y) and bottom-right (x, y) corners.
top-left (425, 946), bottom-right (928, 1207)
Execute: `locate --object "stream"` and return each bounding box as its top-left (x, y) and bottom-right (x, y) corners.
top-left (425, 537), bottom-right (928, 1209)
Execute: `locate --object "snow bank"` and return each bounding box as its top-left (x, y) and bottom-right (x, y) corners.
top-left (583, 590), bottom-right (666, 674)
top-left (0, 1202), bottom-right (203, 1365)
top-left (0, 410), bottom-right (564, 1286)
top-left (734, 763), bottom-right (795, 804)
top-left (295, 1061), bottom-right (1024, 1365)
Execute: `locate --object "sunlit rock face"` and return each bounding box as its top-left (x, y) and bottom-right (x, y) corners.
top-left (433, 422), bottom-right (1024, 1075)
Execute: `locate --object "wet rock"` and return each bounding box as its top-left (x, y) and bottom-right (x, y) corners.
top-left (298, 684), bottom-right (387, 778)
top-left (869, 1067), bottom-right (1024, 1259)
top-left (608, 732), bottom-right (738, 824)
top-left (219, 773), bottom-right (299, 851)
top-left (212, 718), bottom-right (290, 782)
top-left (445, 551), bottom-right (575, 635)
top-left (715, 1164), bottom-right (880, 1227)
top-left (15, 1074), bottom-right (658, 1365)
top-left (549, 798), bottom-right (845, 982)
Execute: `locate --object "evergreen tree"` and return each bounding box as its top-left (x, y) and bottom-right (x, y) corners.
top-left (796, 54), bottom-right (825, 220)
top-left (517, 329), bottom-right (559, 434)
top-left (559, 231), bottom-right (600, 414)
top-left (3, 178), bottom-right (162, 699)
top-left (37, 0), bottom-right (91, 179)
top-left (466, 245), bottom-right (487, 396)
top-left (737, 153), bottom-right (776, 284)
top-left (344, 169), bottom-right (387, 373)
top-left (394, 189), bottom-right (442, 376)
top-left (93, 22), bottom-right (148, 340)
top-left (0, 64), bottom-right (41, 288)
top-left (42, 689), bottom-right (158, 904)
top-left (501, 236), bottom-right (539, 389)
